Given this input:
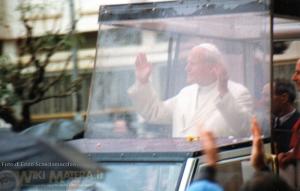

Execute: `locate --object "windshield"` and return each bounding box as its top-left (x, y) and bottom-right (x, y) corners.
top-left (85, 0), bottom-right (271, 143)
top-left (22, 162), bottom-right (182, 191)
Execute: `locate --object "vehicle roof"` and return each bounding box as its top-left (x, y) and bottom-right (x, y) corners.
top-left (68, 138), bottom-right (252, 162)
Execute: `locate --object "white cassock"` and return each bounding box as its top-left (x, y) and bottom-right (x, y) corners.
top-left (128, 81), bottom-right (253, 138)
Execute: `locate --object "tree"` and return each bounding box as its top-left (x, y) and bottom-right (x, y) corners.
top-left (0, 1), bottom-right (82, 132)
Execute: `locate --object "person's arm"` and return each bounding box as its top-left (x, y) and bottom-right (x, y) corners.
top-left (198, 131), bottom-right (218, 181)
top-left (128, 82), bottom-right (175, 123)
top-left (216, 86), bottom-right (253, 137)
top-left (278, 152), bottom-right (295, 169)
top-left (290, 118), bottom-right (300, 158)
top-left (213, 64), bottom-right (253, 137)
top-left (240, 118), bottom-right (294, 191)
top-left (187, 131), bottom-right (223, 191)
top-left (127, 53), bottom-right (175, 124)
top-left (277, 119), bottom-right (300, 168)
top-left (250, 117), bottom-right (270, 171)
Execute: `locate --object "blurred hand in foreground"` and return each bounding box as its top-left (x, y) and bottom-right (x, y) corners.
top-left (200, 130), bottom-right (218, 167)
top-left (250, 116), bottom-right (266, 171)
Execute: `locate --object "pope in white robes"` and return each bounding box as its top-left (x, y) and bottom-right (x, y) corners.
top-left (128, 43), bottom-right (253, 138)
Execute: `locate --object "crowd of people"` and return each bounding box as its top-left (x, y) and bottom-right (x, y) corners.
top-left (187, 117), bottom-right (294, 191)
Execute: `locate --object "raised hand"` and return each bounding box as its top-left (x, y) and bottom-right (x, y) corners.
top-left (278, 152), bottom-right (295, 169)
top-left (135, 53), bottom-right (152, 84)
top-left (200, 130), bottom-right (218, 167)
top-left (250, 116), bottom-right (266, 171)
top-left (212, 64), bottom-right (228, 97)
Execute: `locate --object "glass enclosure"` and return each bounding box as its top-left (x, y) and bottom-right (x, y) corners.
top-left (85, 0), bottom-right (271, 142)
top-left (90, 162), bottom-right (182, 191)
top-left (23, 162), bottom-right (182, 191)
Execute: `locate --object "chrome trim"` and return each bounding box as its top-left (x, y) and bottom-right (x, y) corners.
top-left (218, 147), bottom-right (251, 160)
top-left (178, 158), bottom-right (198, 191)
top-left (218, 143), bottom-right (271, 161)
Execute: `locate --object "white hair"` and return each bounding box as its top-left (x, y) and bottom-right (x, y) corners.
top-left (195, 43), bottom-right (223, 65)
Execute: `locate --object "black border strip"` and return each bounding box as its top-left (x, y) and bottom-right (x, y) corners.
top-left (98, 0), bottom-right (269, 23)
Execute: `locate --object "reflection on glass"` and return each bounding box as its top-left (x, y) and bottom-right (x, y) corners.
top-left (86, 1), bottom-right (271, 142)
top-left (23, 163), bottom-right (182, 191)
top-left (128, 43), bottom-right (253, 138)
top-left (95, 163), bottom-right (182, 191)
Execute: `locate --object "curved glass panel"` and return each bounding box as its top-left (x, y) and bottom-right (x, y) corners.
top-left (85, 0), bottom-right (271, 142)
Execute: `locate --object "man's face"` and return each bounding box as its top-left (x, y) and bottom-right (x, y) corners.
top-left (261, 83), bottom-right (284, 116)
top-left (185, 48), bottom-right (214, 85)
top-left (272, 85), bottom-right (285, 116)
top-left (292, 59), bottom-right (300, 90)
top-left (271, 82), bottom-right (290, 116)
